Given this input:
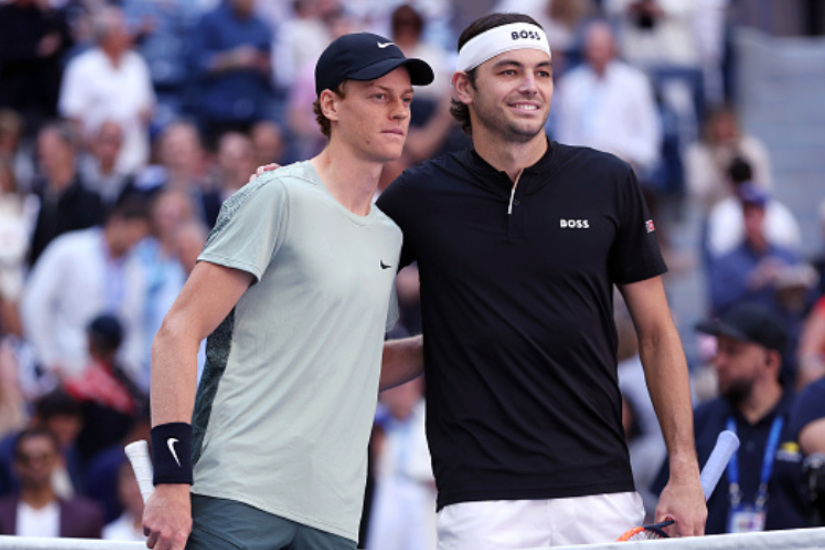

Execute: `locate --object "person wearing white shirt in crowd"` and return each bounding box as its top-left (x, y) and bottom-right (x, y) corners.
top-left (603, 0), bottom-right (699, 70)
top-left (367, 377), bottom-right (436, 550)
top-left (705, 157), bottom-right (801, 261)
top-left (58, 6), bottom-right (155, 176)
top-left (20, 198), bottom-right (151, 384)
top-left (554, 20), bottom-right (662, 178)
top-left (685, 106), bottom-right (773, 214)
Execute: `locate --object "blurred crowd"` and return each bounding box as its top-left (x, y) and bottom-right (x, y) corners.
top-left (0, 0), bottom-right (824, 548)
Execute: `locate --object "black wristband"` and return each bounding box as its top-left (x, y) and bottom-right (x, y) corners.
top-left (151, 422), bottom-right (194, 486)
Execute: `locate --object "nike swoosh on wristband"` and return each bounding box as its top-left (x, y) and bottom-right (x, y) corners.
top-left (167, 438), bottom-right (181, 467)
top-left (381, 260), bottom-right (392, 269)
top-left (377, 42), bottom-right (394, 49)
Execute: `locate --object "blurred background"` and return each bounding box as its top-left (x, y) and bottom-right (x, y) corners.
top-left (0, 0), bottom-right (824, 547)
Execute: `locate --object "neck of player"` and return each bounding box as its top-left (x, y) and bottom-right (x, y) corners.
top-left (472, 128), bottom-right (548, 182)
top-left (311, 143), bottom-right (383, 217)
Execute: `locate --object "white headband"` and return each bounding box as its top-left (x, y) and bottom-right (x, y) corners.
top-left (456, 23), bottom-right (551, 72)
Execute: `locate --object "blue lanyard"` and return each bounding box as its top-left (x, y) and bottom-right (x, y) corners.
top-left (725, 416), bottom-right (783, 511)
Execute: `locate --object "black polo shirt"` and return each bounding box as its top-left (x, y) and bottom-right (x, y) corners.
top-left (376, 140), bottom-right (666, 509)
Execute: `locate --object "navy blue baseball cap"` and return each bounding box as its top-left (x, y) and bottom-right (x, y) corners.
top-left (315, 32), bottom-right (434, 96)
top-left (695, 302), bottom-right (787, 352)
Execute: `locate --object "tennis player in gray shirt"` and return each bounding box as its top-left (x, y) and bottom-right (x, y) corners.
top-left (141, 33), bottom-right (433, 550)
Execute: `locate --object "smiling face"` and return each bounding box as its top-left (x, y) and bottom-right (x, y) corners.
top-left (325, 67), bottom-right (414, 163)
top-left (458, 48), bottom-right (553, 144)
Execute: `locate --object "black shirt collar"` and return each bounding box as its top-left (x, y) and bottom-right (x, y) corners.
top-left (461, 136), bottom-right (558, 195)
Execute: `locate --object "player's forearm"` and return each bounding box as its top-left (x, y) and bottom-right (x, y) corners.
top-left (380, 335), bottom-right (424, 391)
top-left (150, 315), bottom-right (200, 427)
top-left (639, 325), bottom-right (699, 477)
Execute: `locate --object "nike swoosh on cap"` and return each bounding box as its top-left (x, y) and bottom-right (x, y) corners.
top-left (377, 41), bottom-right (394, 49)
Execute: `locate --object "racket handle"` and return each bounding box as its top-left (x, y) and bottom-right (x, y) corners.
top-left (699, 430), bottom-right (740, 500)
top-left (125, 439), bottom-right (155, 502)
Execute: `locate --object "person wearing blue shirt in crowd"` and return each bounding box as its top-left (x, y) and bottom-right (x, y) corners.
top-left (653, 302), bottom-right (809, 534)
top-left (707, 183), bottom-right (801, 316)
top-left (190, 0), bottom-right (273, 148)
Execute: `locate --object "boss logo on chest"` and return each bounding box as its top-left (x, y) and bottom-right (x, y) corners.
top-left (560, 219), bottom-right (590, 229)
top-left (511, 30), bottom-right (542, 41)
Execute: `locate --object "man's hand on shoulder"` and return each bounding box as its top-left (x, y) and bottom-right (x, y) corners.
top-left (248, 163), bottom-right (281, 185)
top-left (143, 484), bottom-right (192, 550)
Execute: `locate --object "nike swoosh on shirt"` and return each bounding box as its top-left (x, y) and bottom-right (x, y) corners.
top-left (380, 260), bottom-right (392, 269)
top-left (167, 438), bottom-right (181, 468)
top-left (377, 42), bottom-right (395, 49)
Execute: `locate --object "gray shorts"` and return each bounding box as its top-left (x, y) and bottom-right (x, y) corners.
top-left (186, 494), bottom-right (357, 550)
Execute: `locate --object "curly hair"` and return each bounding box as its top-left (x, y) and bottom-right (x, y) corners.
top-left (312, 81), bottom-right (348, 138)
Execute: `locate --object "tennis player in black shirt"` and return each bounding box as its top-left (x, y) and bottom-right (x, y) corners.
top-left (377, 12), bottom-right (706, 548)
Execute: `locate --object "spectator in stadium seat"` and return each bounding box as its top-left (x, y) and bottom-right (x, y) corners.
top-left (77, 120), bottom-right (133, 207)
top-left (796, 296), bottom-right (825, 389)
top-left (685, 105), bottom-right (773, 214)
top-left (190, 0), bottom-right (274, 148)
top-left (102, 458), bottom-right (146, 541)
top-left (28, 121), bottom-right (104, 267)
top-left (707, 183), bottom-right (802, 317)
top-left (133, 190), bottom-right (201, 390)
top-left (366, 377), bottom-right (436, 550)
top-left (0, 0), bottom-right (73, 135)
top-left (121, 0), bottom-right (204, 126)
top-left (59, 5), bottom-right (156, 176)
top-left (653, 302), bottom-right (809, 534)
top-left (209, 131), bottom-right (257, 203)
top-left (0, 427), bottom-right (103, 538)
top-left (130, 121), bottom-right (220, 229)
top-left (0, 156), bottom-right (38, 338)
top-left (554, 20), bottom-right (662, 180)
top-left (85, 409), bottom-right (151, 525)
top-left (704, 157), bottom-right (801, 262)
top-left (0, 109), bottom-right (36, 192)
top-left (604, 0), bottom-right (700, 70)
top-left (21, 198), bottom-right (151, 384)
top-left (250, 120), bottom-right (287, 169)
top-left (64, 314), bottom-right (144, 465)
top-left (0, 389), bottom-right (84, 500)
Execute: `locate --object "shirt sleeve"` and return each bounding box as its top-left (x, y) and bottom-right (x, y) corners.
top-left (198, 174), bottom-right (288, 282)
top-left (607, 167), bottom-right (667, 284)
top-left (59, 58), bottom-right (88, 119)
top-left (376, 177), bottom-right (417, 270)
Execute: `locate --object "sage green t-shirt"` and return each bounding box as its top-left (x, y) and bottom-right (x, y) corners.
top-left (191, 161), bottom-right (401, 541)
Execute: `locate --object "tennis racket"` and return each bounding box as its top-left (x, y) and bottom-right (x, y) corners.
top-left (125, 439), bottom-right (155, 502)
top-left (616, 429), bottom-right (740, 541)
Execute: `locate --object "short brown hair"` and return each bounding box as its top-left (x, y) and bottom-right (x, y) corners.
top-left (450, 13), bottom-right (544, 135)
top-left (312, 81), bottom-right (348, 138)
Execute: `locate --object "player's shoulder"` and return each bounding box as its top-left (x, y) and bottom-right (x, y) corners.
top-left (552, 142), bottom-right (632, 179)
top-left (242, 161), bottom-right (315, 196)
top-left (405, 149), bottom-right (467, 179)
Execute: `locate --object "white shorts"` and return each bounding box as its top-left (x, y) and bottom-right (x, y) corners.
top-left (436, 492), bottom-right (645, 550)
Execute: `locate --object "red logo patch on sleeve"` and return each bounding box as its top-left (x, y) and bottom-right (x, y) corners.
top-left (645, 220), bottom-right (655, 233)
